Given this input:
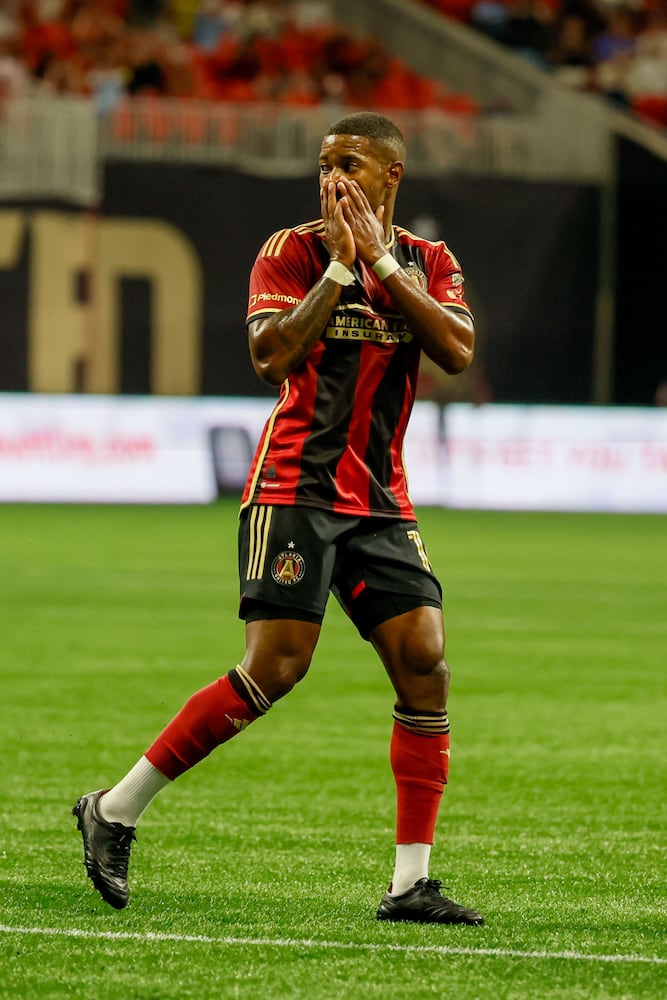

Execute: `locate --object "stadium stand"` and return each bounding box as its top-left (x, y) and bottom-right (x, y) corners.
top-left (1, 1), bottom-right (663, 128)
top-left (421, 0), bottom-right (667, 127)
top-left (0, 0), bottom-right (480, 114)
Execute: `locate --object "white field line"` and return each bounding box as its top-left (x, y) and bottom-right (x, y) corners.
top-left (0, 925), bottom-right (665, 965)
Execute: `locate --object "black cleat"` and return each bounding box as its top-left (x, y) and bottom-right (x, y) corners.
top-left (376, 878), bottom-right (484, 925)
top-left (72, 790), bottom-right (136, 910)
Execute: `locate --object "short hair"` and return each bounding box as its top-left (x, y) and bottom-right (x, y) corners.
top-left (324, 112), bottom-right (406, 163)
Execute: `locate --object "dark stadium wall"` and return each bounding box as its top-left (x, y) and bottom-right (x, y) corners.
top-left (0, 165), bottom-right (600, 403)
top-left (398, 177), bottom-right (599, 404)
top-left (0, 201), bottom-right (34, 394)
top-left (614, 140), bottom-right (667, 406)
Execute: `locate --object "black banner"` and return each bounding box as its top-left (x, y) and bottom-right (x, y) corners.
top-left (0, 164), bottom-right (601, 403)
top-left (615, 139), bottom-right (667, 406)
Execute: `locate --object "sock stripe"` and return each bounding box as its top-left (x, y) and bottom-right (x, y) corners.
top-left (231, 665), bottom-right (272, 715)
top-left (393, 707), bottom-right (450, 736)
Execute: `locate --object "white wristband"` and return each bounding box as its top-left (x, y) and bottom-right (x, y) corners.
top-left (323, 260), bottom-right (355, 286)
top-left (372, 253), bottom-right (401, 281)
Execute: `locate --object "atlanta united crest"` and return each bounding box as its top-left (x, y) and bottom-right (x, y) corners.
top-left (271, 550), bottom-right (306, 586)
top-left (404, 262), bottom-right (428, 290)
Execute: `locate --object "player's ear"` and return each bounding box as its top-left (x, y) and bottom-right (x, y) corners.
top-left (386, 161), bottom-right (404, 188)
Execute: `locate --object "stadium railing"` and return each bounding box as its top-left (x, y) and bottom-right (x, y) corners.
top-left (0, 95), bottom-right (99, 206)
top-left (0, 93), bottom-right (636, 201)
top-left (97, 97), bottom-right (614, 183)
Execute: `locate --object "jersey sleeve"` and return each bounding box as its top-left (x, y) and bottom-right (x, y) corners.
top-left (246, 228), bottom-right (315, 325)
top-left (426, 241), bottom-right (473, 320)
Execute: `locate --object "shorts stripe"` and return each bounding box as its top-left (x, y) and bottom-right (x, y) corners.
top-left (247, 505), bottom-right (273, 580)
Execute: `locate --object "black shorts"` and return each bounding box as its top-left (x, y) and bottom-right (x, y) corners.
top-left (238, 505), bottom-right (442, 640)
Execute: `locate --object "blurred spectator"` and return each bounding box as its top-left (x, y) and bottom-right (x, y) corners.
top-left (544, 1), bottom-right (604, 86)
top-left (4, 0), bottom-right (664, 131)
top-left (3, 0), bottom-right (481, 112)
top-left (425, 0), bottom-right (667, 128)
top-left (191, 0), bottom-right (239, 51)
top-left (502, 0), bottom-right (557, 67)
top-left (547, 10), bottom-right (597, 88)
top-left (470, 0), bottom-right (511, 42)
top-left (128, 0), bottom-right (167, 26)
top-left (629, 3), bottom-right (667, 124)
top-left (592, 4), bottom-right (637, 104)
top-left (0, 12), bottom-right (33, 100)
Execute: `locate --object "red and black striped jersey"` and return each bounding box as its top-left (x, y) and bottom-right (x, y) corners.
top-left (241, 219), bottom-right (472, 518)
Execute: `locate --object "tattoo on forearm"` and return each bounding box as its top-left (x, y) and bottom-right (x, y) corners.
top-left (277, 279), bottom-right (341, 372)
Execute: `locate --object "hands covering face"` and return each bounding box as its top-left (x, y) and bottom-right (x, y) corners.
top-left (321, 177), bottom-right (387, 269)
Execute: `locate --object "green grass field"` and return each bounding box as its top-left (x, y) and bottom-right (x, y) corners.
top-left (0, 502), bottom-right (665, 999)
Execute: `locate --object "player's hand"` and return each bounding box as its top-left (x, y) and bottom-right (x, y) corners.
top-left (335, 179), bottom-right (386, 265)
top-left (320, 178), bottom-right (355, 268)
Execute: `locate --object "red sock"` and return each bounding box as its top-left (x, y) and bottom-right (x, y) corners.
top-left (145, 674), bottom-right (260, 780)
top-left (390, 721), bottom-right (449, 844)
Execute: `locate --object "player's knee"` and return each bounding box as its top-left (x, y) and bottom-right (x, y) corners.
top-left (273, 650), bottom-right (312, 696)
top-left (416, 654), bottom-right (448, 695)
top-left (243, 618), bottom-right (319, 702)
top-left (405, 631), bottom-right (448, 681)
top-left (248, 647), bottom-right (312, 702)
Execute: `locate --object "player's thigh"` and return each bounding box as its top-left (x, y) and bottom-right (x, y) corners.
top-left (332, 518), bottom-right (443, 640)
top-left (238, 504), bottom-right (341, 699)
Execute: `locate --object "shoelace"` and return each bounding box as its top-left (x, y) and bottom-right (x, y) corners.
top-left (106, 827), bottom-right (136, 877)
top-left (423, 879), bottom-right (456, 901)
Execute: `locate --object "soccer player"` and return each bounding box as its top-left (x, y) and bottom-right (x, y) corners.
top-left (73, 111), bottom-right (483, 926)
